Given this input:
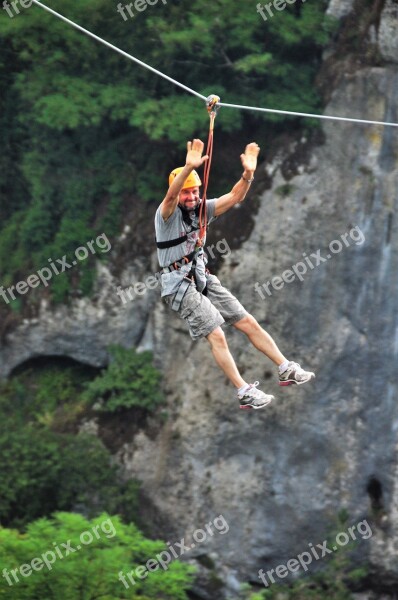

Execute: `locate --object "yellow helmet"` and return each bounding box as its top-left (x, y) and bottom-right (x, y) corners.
top-left (169, 167), bottom-right (202, 190)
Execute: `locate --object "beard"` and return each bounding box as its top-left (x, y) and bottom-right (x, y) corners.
top-left (179, 197), bottom-right (201, 211)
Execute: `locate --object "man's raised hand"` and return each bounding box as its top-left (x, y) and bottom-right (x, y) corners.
top-left (186, 139), bottom-right (209, 169)
top-left (240, 142), bottom-right (260, 174)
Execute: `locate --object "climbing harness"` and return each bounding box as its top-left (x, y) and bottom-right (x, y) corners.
top-left (171, 278), bottom-right (191, 311)
top-left (153, 95), bottom-right (221, 310)
top-left (156, 96), bottom-right (221, 310)
top-left (156, 203), bottom-right (202, 251)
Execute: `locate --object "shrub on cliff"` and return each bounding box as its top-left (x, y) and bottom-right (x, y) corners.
top-left (82, 345), bottom-right (163, 413)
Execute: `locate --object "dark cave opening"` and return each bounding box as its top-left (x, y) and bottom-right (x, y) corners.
top-left (366, 476), bottom-right (383, 512)
top-left (9, 354), bottom-right (102, 379)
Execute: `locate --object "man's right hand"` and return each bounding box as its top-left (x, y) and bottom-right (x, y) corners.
top-left (186, 139), bottom-right (209, 168)
top-left (159, 139), bottom-right (208, 221)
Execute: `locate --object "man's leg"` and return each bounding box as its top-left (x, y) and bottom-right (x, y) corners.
top-left (206, 326), bottom-right (246, 388)
top-left (206, 325), bottom-right (274, 408)
top-left (233, 314), bottom-right (315, 385)
top-left (166, 285), bottom-right (274, 406)
top-left (233, 314), bottom-right (286, 366)
top-left (204, 277), bottom-right (314, 386)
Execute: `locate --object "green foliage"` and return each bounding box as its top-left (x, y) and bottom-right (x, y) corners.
top-left (0, 361), bottom-right (144, 529)
top-left (0, 426), bottom-right (141, 529)
top-left (0, 362), bottom-right (91, 426)
top-left (0, 0), bottom-right (334, 304)
top-left (0, 512), bottom-right (194, 599)
top-left (83, 346), bottom-right (164, 412)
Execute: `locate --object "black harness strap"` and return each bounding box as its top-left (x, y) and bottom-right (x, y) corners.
top-left (162, 249), bottom-right (196, 271)
top-left (156, 205), bottom-right (201, 250)
top-left (156, 234), bottom-right (187, 249)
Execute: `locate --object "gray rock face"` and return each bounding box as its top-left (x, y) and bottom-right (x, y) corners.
top-left (0, 261), bottom-right (157, 377)
top-left (378, 0), bottom-right (398, 64)
top-left (327, 0), bottom-right (354, 19)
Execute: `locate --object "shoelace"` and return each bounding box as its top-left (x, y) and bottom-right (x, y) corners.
top-left (287, 361), bottom-right (302, 373)
top-left (238, 381), bottom-right (259, 399)
top-left (285, 362), bottom-right (309, 381)
top-left (246, 381), bottom-right (261, 398)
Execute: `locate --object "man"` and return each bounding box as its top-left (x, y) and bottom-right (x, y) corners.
top-left (154, 138), bottom-right (315, 409)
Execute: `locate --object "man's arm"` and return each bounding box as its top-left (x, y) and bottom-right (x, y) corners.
top-left (160, 139), bottom-right (208, 221)
top-left (214, 142), bottom-right (260, 217)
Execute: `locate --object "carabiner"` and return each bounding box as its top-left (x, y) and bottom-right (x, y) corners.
top-left (206, 94), bottom-right (221, 116)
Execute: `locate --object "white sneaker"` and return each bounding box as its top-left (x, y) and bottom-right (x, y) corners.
top-left (279, 361), bottom-right (315, 386)
top-left (238, 382), bottom-right (274, 410)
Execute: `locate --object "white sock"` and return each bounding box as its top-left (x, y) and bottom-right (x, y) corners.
top-left (278, 360), bottom-right (290, 374)
top-left (237, 383), bottom-right (250, 397)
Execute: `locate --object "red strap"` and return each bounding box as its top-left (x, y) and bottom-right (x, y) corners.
top-left (199, 111), bottom-right (216, 243)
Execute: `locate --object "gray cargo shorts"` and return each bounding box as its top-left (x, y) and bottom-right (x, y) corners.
top-left (163, 273), bottom-right (248, 340)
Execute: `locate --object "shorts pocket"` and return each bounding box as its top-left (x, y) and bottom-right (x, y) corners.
top-left (178, 285), bottom-right (202, 318)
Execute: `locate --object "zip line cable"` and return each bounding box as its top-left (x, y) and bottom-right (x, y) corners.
top-left (218, 101), bottom-right (398, 128)
top-left (31, 0), bottom-right (398, 128)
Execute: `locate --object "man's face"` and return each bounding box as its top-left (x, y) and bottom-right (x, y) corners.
top-left (178, 186), bottom-right (200, 210)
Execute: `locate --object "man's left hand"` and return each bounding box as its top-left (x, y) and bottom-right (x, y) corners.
top-left (240, 142), bottom-right (260, 175)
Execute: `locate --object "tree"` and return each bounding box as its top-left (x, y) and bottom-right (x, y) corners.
top-left (0, 512), bottom-right (194, 599)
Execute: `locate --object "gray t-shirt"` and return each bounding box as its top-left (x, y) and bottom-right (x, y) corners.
top-left (155, 199), bottom-right (217, 297)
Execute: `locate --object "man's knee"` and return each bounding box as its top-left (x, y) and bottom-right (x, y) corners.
top-left (234, 314), bottom-right (259, 332)
top-left (206, 326), bottom-right (227, 348)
